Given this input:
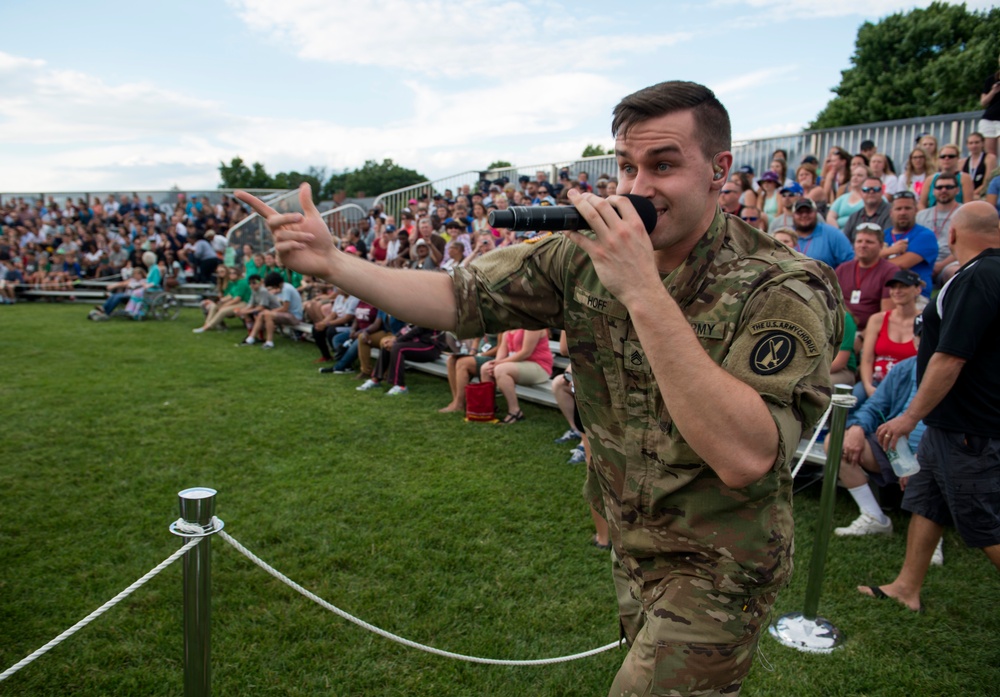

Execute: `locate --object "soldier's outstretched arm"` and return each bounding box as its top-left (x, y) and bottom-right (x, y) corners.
top-left (235, 185), bottom-right (457, 330)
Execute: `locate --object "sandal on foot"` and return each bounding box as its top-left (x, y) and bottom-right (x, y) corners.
top-left (862, 585), bottom-right (923, 613)
top-left (591, 535), bottom-right (611, 550)
top-left (499, 410), bottom-right (524, 424)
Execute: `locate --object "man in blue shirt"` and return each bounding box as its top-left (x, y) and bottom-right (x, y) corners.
top-left (881, 191), bottom-right (938, 298)
top-left (792, 198), bottom-right (854, 268)
top-left (826, 354), bottom-right (925, 537)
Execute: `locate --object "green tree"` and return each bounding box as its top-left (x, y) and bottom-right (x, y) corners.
top-left (581, 144), bottom-right (610, 157)
top-left (487, 160), bottom-right (512, 169)
top-left (320, 169), bottom-right (350, 201)
top-left (344, 159), bottom-right (427, 197)
top-left (272, 167), bottom-right (324, 204)
top-left (218, 156), bottom-right (275, 188)
top-left (812, 2), bottom-right (1000, 128)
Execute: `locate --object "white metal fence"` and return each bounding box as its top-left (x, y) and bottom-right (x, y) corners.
top-left (225, 194), bottom-right (369, 253)
top-left (730, 111), bottom-right (981, 178)
top-left (0, 188), bottom-right (284, 213)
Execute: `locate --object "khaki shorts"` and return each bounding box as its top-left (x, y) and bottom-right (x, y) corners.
top-left (509, 361), bottom-right (549, 385)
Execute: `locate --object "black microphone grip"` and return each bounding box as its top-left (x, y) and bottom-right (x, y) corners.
top-left (488, 194), bottom-right (657, 234)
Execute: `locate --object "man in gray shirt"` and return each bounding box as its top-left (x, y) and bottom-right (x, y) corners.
top-left (915, 172), bottom-right (961, 285)
top-left (843, 176), bottom-right (891, 242)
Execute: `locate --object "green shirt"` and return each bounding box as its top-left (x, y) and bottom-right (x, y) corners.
top-left (841, 311), bottom-right (858, 372)
top-left (224, 278), bottom-right (252, 303)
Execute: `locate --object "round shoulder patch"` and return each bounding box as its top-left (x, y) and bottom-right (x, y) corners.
top-left (750, 331), bottom-right (796, 375)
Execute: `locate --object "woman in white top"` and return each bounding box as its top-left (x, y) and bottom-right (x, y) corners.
top-left (870, 153), bottom-right (899, 197)
top-left (897, 148), bottom-right (934, 197)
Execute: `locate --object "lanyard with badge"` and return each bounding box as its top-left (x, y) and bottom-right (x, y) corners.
top-left (850, 263), bottom-right (873, 305)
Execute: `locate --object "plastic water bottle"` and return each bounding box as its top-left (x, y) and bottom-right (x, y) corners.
top-left (887, 438), bottom-right (920, 478)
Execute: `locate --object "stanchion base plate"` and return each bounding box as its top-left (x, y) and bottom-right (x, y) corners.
top-left (768, 612), bottom-right (844, 654)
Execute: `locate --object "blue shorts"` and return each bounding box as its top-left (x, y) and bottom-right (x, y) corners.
top-left (904, 426), bottom-right (1000, 548)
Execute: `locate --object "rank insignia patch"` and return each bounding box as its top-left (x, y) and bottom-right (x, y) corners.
top-left (750, 331), bottom-right (796, 375)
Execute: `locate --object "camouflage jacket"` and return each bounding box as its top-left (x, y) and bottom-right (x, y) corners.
top-left (452, 211), bottom-right (843, 595)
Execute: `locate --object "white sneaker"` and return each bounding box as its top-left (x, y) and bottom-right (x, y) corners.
top-left (192, 327), bottom-right (205, 334)
top-left (356, 379), bottom-right (381, 392)
top-left (554, 429), bottom-right (582, 444)
top-left (931, 538), bottom-right (944, 566)
top-left (834, 512), bottom-right (893, 537)
top-left (386, 385), bottom-right (409, 396)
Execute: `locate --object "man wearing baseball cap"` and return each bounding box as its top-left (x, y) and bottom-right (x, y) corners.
top-left (769, 182), bottom-right (803, 232)
top-left (792, 197), bottom-right (854, 269)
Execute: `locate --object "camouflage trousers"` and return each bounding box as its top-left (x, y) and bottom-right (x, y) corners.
top-left (609, 554), bottom-right (776, 697)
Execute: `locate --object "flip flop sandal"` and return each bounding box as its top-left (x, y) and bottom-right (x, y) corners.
top-left (864, 585), bottom-right (923, 613)
top-left (499, 410), bottom-right (524, 424)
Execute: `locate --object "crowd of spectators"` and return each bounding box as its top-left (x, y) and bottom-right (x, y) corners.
top-left (3, 127), bottom-right (998, 566)
top-left (718, 135), bottom-right (1000, 426)
top-left (0, 192), bottom-right (250, 302)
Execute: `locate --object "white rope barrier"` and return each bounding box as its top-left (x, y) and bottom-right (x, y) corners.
top-left (0, 537), bottom-right (202, 683)
top-left (790, 393), bottom-right (859, 480)
top-left (218, 529), bottom-right (621, 666)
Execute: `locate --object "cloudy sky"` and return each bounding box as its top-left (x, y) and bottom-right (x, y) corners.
top-left (0, 0), bottom-right (990, 193)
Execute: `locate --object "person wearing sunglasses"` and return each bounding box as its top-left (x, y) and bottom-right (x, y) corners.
top-left (843, 176), bottom-right (892, 242)
top-left (880, 192), bottom-right (938, 301)
top-left (718, 182), bottom-right (743, 216)
top-left (739, 204), bottom-right (767, 231)
top-left (920, 144), bottom-right (974, 210)
top-left (916, 172), bottom-right (962, 285)
top-left (769, 182), bottom-right (802, 232)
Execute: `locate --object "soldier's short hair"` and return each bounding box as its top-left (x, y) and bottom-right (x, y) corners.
top-left (611, 81), bottom-right (731, 160)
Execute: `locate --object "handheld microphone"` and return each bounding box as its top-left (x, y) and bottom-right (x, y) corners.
top-left (488, 194), bottom-right (658, 234)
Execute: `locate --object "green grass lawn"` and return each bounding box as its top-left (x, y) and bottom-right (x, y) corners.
top-left (0, 304), bottom-right (997, 696)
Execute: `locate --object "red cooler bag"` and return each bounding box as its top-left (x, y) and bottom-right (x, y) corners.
top-left (465, 381), bottom-right (497, 422)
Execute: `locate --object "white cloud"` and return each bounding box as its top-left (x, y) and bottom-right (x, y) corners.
top-left (733, 121), bottom-right (806, 142)
top-left (0, 49), bottom-right (623, 191)
top-left (710, 67), bottom-right (795, 99)
top-left (226, 0), bottom-right (691, 77)
top-left (0, 51), bottom-right (229, 145)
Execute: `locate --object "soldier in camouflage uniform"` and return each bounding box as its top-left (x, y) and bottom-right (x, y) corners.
top-left (238, 80), bottom-right (843, 697)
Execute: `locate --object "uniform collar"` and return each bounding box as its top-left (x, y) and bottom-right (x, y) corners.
top-left (662, 209), bottom-right (728, 309)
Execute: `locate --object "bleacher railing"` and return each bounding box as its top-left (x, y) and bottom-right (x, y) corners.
top-left (370, 110), bottom-right (980, 219)
top-left (371, 156), bottom-right (620, 220)
top-left (0, 188), bottom-right (285, 212)
top-left (226, 195), bottom-right (369, 254)
top-left (730, 111), bottom-right (981, 179)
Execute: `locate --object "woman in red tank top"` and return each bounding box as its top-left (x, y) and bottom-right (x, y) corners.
top-left (858, 271), bottom-right (922, 397)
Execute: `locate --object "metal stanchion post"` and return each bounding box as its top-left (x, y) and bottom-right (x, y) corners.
top-left (173, 488), bottom-right (218, 697)
top-left (770, 385), bottom-right (852, 654)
